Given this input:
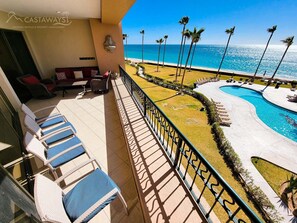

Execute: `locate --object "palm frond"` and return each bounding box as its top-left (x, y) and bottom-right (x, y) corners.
top-left (281, 36), bottom-right (294, 46)
top-left (179, 16), bottom-right (189, 25)
top-left (267, 25), bottom-right (277, 33)
top-left (225, 26), bottom-right (235, 35)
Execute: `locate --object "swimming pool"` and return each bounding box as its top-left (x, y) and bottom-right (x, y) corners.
top-left (220, 86), bottom-right (297, 142)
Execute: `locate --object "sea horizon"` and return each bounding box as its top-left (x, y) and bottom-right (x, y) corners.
top-left (124, 44), bottom-right (297, 80)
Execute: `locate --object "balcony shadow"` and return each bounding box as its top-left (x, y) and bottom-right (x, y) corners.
top-left (111, 78), bottom-right (207, 222)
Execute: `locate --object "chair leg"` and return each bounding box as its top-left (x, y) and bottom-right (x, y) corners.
top-left (118, 192), bottom-right (129, 215)
top-left (52, 169), bottom-right (59, 179)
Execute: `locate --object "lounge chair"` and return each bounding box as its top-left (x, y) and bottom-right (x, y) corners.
top-left (24, 115), bottom-right (76, 145)
top-left (288, 95), bottom-right (297, 102)
top-left (17, 74), bottom-right (56, 99)
top-left (21, 104), bottom-right (68, 129)
top-left (24, 132), bottom-right (89, 178)
top-left (219, 120), bottom-right (232, 127)
top-left (34, 158), bottom-right (128, 223)
top-left (218, 113), bottom-right (230, 117)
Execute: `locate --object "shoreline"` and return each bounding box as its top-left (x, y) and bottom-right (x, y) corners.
top-left (126, 58), bottom-right (296, 82)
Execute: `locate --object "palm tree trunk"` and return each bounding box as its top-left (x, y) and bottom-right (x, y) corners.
top-left (178, 37), bottom-right (187, 76)
top-left (125, 38), bottom-right (128, 60)
top-left (162, 39), bottom-right (167, 67)
top-left (189, 42), bottom-right (197, 72)
top-left (217, 35), bottom-right (231, 77)
top-left (252, 33), bottom-right (274, 81)
top-left (180, 42), bottom-right (194, 89)
top-left (157, 43), bottom-right (162, 72)
top-left (141, 35), bottom-right (144, 63)
top-left (270, 45), bottom-right (290, 80)
top-left (175, 25), bottom-right (186, 81)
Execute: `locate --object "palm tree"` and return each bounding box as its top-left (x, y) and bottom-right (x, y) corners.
top-left (216, 26), bottom-right (235, 78)
top-left (162, 35), bottom-right (168, 66)
top-left (156, 38), bottom-right (164, 72)
top-left (140, 30), bottom-right (145, 63)
top-left (180, 28), bottom-right (205, 92)
top-left (122, 33), bottom-right (128, 60)
top-left (175, 16), bottom-right (189, 82)
top-left (188, 29), bottom-right (203, 72)
top-left (252, 25), bottom-right (277, 81)
top-left (178, 29), bottom-right (191, 76)
top-left (270, 36), bottom-right (294, 80)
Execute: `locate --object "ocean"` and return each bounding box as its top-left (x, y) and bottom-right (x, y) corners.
top-left (124, 44), bottom-right (297, 80)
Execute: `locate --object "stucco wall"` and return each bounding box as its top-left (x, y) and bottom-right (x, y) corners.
top-left (0, 10), bottom-right (98, 79)
top-left (89, 19), bottom-right (125, 73)
top-left (25, 19), bottom-right (98, 78)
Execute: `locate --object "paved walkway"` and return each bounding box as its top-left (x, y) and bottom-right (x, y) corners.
top-left (194, 81), bottom-right (297, 222)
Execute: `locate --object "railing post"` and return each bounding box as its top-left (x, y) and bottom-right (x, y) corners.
top-left (173, 138), bottom-right (182, 167)
top-left (130, 78), bottom-right (133, 95)
top-left (143, 96), bottom-right (147, 117)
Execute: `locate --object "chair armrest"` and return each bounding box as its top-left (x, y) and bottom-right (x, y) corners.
top-left (55, 158), bottom-right (96, 184)
top-left (33, 105), bottom-right (61, 114)
top-left (39, 126), bottom-right (75, 142)
top-left (45, 143), bottom-right (83, 165)
top-left (41, 78), bottom-right (55, 85)
top-left (36, 113), bottom-right (67, 124)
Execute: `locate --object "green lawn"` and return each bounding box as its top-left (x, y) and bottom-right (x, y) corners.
top-left (252, 157), bottom-right (297, 196)
top-left (125, 64), bottom-right (264, 221)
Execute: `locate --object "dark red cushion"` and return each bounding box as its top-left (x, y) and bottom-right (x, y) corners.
top-left (22, 75), bottom-right (40, 85)
top-left (103, 71), bottom-right (109, 78)
top-left (46, 84), bottom-right (55, 92)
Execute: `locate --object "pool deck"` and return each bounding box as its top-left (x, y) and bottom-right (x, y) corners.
top-left (194, 81), bottom-right (297, 222)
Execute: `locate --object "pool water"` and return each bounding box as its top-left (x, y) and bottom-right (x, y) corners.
top-left (220, 86), bottom-right (297, 142)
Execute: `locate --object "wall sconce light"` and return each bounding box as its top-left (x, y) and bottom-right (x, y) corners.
top-left (103, 35), bottom-right (116, 53)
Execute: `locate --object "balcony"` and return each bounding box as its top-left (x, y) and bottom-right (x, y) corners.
top-left (22, 67), bottom-right (261, 222)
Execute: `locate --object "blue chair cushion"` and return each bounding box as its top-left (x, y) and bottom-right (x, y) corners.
top-left (46, 136), bottom-right (85, 168)
top-left (42, 122), bottom-right (76, 145)
top-left (39, 116), bottom-right (65, 128)
top-left (63, 169), bottom-right (119, 223)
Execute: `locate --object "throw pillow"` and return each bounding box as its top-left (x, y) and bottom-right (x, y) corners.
top-left (56, 72), bottom-right (66, 80)
top-left (22, 75), bottom-right (40, 85)
top-left (91, 70), bottom-right (98, 77)
top-left (74, 71), bottom-right (83, 79)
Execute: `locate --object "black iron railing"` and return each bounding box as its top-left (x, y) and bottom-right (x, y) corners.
top-left (119, 66), bottom-right (262, 223)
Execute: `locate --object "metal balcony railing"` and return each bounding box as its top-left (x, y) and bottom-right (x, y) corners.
top-left (119, 66), bottom-right (262, 223)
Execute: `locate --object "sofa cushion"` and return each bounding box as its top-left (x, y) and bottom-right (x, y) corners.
top-left (103, 71), bottom-right (110, 78)
top-left (74, 71), bottom-right (83, 79)
top-left (91, 70), bottom-right (98, 77)
top-left (55, 68), bottom-right (74, 79)
top-left (56, 72), bottom-right (67, 80)
top-left (22, 75), bottom-right (40, 85)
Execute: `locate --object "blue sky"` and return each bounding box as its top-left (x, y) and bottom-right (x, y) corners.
top-left (122, 0), bottom-right (297, 45)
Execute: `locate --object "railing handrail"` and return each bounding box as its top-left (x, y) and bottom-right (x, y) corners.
top-left (119, 65), bottom-right (262, 222)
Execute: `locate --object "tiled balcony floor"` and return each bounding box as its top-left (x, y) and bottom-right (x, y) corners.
top-left (21, 80), bottom-right (207, 223)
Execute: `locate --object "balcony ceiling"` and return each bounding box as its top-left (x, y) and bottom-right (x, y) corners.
top-left (0, 0), bottom-right (136, 24)
top-left (0, 0), bottom-right (101, 19)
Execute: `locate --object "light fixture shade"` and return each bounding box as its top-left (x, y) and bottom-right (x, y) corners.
top-left (104, 35), bottom-right (116, 53)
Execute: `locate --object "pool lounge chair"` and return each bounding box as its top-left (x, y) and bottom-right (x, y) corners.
top-left (218, 117), bottom-right (232, 127)
top-left (24, 132), bottom-right (89, 178)
top-left (34, 158), bottom-right (128, 223)
top-left (21, 104), bottom-right (68, 129)
top-left (288, 95), bottom-right (297, 102)
top-left (24, 115), bottom-right (76, 145)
